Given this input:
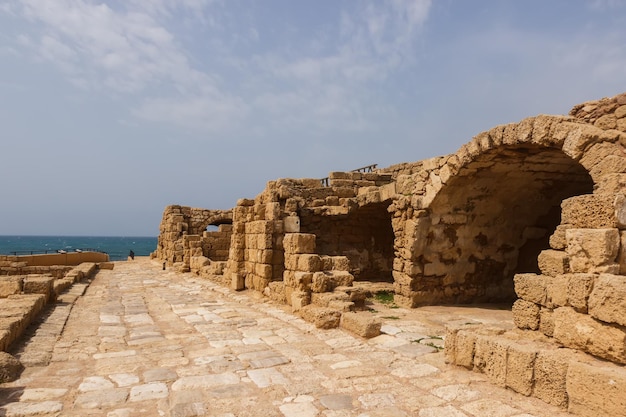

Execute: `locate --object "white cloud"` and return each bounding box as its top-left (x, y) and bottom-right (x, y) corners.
top-left (3, 0), bottom-right (433, 135)
top-left (12, 0), bottom-right (212, 94)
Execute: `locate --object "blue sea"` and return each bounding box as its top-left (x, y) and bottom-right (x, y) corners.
top-left (0, 236), bottom-right (158, 261)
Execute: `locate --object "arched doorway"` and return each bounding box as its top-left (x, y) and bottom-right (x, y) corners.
top-left (418, 144), bottom-right (594, 304)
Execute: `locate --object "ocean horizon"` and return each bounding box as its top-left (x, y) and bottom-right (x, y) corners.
top-left (0, 235), bottom-right (158, 261)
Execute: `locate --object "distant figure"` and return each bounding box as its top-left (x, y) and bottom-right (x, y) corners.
top-left (162, 262), bottom-right (166, 270)
top-left (129, 250), bottom-right (135, 260)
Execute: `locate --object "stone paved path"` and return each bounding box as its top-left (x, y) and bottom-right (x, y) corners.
top-left (0, 259), bottom-right (573, 417)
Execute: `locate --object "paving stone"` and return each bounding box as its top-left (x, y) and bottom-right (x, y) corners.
top-left (19, 388), bottom-right (68, 401)
top-left (93, 350), bottom-right (137, 359)
top-left (2, 401), bottom-right (64, 416)
top-left (109, 373), bottom-right (140, 387)
top-left (431, 384), bottom-right (481, 402)
top-left (461, 399), bottom-right (521, 417)
top-left (74, 388), bottom-right (129, 409)
top-left (358, 393), bottom-right (396, 408)
top-left (143, 367), bottom-right (178, 382)
top-left (247, 367), bottom-right (289, 388)
top-left (279, 401), bottom-right (319, 417)
top-left (319, 394), bottom-right (354, 410)
top-left (0, 259), bottom-right (575, 417)
top-left (390, 363), bottom-right (440, 378)
top-left (171, 373), bottom-right (240, 390)
top-left (129, 382), bottom-right (169, 402)
top-left (419, 405), bottom-right (469, 417)
top-left (78, 375), bottom-right (115, 392)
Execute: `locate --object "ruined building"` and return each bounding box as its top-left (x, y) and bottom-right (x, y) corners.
top-left (155, 92), bottom-right (626, 416)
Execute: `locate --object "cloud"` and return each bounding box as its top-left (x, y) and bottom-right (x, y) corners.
top-left (3, 0), bottom-right (433, 136)
top-left (246, 0), bottom-right (432, 134)
top-left (10, 0), bottom-right (211, 94)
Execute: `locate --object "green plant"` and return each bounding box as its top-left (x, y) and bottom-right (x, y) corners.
top-left (382, 315), bottom-right (400, 320)
top-left (371, 291), bottom-right (399, 308)
top-left (374, 291), bottom-right (395, 304)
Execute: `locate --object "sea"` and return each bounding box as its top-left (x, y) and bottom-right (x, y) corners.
top-left (0, 236), bottom-right (158, 261)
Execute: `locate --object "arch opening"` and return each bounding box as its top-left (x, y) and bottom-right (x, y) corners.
top-left (301, 201), bottom-right (395, 282)
top-left (422, 144), bottom-right (594, 304)
top-left (201, 221), bottom-right (233, 262)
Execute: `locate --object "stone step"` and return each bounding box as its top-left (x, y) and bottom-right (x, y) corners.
top-left (445, 323), bottom-right (626, 416)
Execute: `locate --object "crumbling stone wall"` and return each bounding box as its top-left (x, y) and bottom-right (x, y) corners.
top-left (156, 94), bottom-right (626, 311)
top-left (300, 202), bottom-right (394, 282)
top-left (442, 93), bottom-right (626, 416)
top-left (154, 205), bottom-right (232, 271)
top-left (154, 92), bottom-right (626, 415)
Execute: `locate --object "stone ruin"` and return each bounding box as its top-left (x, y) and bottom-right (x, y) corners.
top-left (154, 92), bottom-right (626, 416)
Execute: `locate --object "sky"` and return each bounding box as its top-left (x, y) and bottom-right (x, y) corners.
top-left (1, 0), bottom-right (625, 237)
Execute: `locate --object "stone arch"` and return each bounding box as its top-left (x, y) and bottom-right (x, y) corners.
top-left (393, 114), bottom-right (626, 307)
top-left (190, 210), bottom-right (233, 234)
top-left (424, 144), bottom-right (593, 303)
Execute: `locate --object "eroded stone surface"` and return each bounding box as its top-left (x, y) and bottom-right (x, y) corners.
top-left (0, 259), bottom-right (572, 417)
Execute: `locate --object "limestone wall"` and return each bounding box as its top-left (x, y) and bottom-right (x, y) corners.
top-left (151, 92), bottom-right (626, 416)
top-left (155, 93), bottom-right (626, 342)
top-left (154, 205), bottom-right (232, 271)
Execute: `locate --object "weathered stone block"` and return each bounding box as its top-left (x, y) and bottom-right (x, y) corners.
top-left (590, 155), bottom-right (626, 179)
top-left (566, 359), bottom-right (626, 417)
top-left (533, 349), bottom-right (570, 408)
top-left (245, 220), bottom-right (273, 234)
top-left (0, 352), bottom-right (23, 383)
top-left (546, 274), bottom-right (569, 308)
top-left (231, 273), bottom-right (245, 291)
top-left (505, 341), bottom-right (536, 396)
top-left (553, 306), bottom-right (626, 364)
top-left (296, 254), bottom-right (322, 272)
top-left (266, 282), bottom-right (286, 304)
top-left (255, 264), bottom-right (272, 280)
top-left (293, 272), bottom-right (312, 291)
top-left (512, 299), bottom-right (540, 330)
top-left (329, 256), bottom-right (350, 271)
top-left (561, 194), bottom-right (617, 228)
top-left (539, 307), bottom-right (554, 337)
top-left (299, 306), bottom-right (341, 329)
top-left (566, 273), bottom-right (596, 313)
top-left (290, 291), bottom-right (310, 312)
top-left (190, 256), bottom-right (210, 272)
top-left (329, 271), bottom-right (354, 288)
top-left (538, 250), bottom-right (569, 277)
top-left (615, 194), bottom-right (626, 228)
top-left (256, 234), bottom-right (273, 250)
top-left (283, 233), bottom-right (315, 254)
top-left (284, 254), bottom-right (298, 271)
top-left (588, 273), bottom-right (626, 327)
top-left (566, 228), bottom-right (619, 273)
top-left (311, 272), bottom-right (331, 293)
top-left (549, 224), bottom-right (571, 250)
top-left (0, 277), bottom-right (23, 298)
top-left (444, 326), bottom-right (459, 365)
top-left (340, 312), bottom-right (381, 338)
top-left (619, 230), bottom-right (626, 275)
top-left (473, 334), bottom-right (507, 387)
top-left (99, 262), bottom-right (114, 270)
top-left (22, 276), bottom-right (54, 302)
top-left (514, 273), bottom-right (547, 305)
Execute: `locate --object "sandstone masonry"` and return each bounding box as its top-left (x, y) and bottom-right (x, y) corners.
top-left (155, 92), bottom-right (626, 415)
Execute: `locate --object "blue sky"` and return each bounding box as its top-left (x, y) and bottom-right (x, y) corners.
top-left (1, 0), bottom-right (625, 236)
